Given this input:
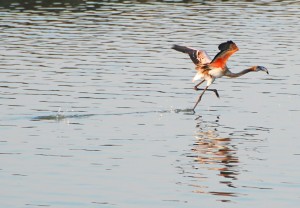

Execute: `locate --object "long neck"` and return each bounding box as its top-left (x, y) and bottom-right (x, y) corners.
top-left (225, 68), bottom-right (253, 78)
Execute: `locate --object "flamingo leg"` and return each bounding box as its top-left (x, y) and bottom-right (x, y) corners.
top-left (195, 88), bottom-right (219, 98)
top-left (194, 80), bottom-right (205, 90)
top-left (194, 80), bottom-right (219, 98)
top-left (193, 86), bottom-right (209, 111)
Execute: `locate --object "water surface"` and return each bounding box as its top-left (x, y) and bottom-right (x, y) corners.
top-left (1, 0), bottom-right (300, 207)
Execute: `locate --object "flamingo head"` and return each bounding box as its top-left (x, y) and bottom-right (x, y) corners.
top-left (254, 66), bottom-right (269, 74)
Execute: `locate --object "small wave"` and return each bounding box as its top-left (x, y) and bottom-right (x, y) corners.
top-left (173, 108), bottom-right (195, 115)
top-left (31, 113), bottom-right (95, 121)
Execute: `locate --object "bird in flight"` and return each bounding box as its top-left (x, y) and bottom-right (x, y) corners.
top-left (172, 41), bottom-right (268, 111)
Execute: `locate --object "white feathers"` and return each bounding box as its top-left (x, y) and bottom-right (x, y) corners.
top-left (193, 72), bottom-right (203, 82)
top-left (208, 68), bottom-right (225, 78)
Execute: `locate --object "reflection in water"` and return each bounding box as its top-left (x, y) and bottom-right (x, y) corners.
top-left (193, 133), bottom-right (239, 180)
top-left (188, 116), bottom-right (240, 201)
top-left (182, 115), bottom-right (273, 203)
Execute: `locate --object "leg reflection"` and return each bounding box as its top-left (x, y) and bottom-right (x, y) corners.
top-left (187, 115), bottom-right (240, 200)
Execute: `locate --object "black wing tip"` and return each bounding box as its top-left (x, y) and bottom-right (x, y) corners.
top-left (171, 45), bottom-right (200, 65)
top-left (171, 44), bottom-right (187, 53)
top-left (171, 44), bottom-right (179, 50)
top-left (218, 40), bottom-right (235, 51)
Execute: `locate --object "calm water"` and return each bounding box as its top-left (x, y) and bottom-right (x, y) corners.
top-left (1, 0), bottom-right (300, 207)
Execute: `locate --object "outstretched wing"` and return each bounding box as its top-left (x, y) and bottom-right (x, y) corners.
top-left (172, 45), bottom-right (211, 65)
top-left (210, 40), bottom-right (239, 68)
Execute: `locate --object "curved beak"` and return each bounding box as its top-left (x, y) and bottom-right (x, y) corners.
top-left (264, 69), bottom-right (269, 74)
top-left (259, 66), bottom-right (269, 74)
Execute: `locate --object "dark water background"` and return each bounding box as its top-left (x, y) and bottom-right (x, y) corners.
top-left (1, 0), bottom-right (300, 207)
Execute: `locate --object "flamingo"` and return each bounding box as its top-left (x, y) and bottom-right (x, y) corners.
top-left (172, 41), bottom-right (268, 111)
